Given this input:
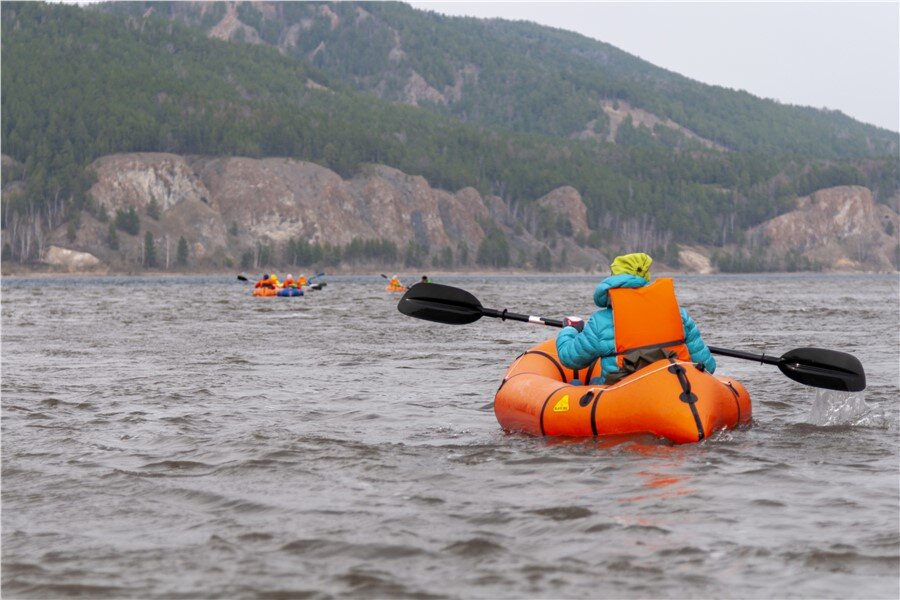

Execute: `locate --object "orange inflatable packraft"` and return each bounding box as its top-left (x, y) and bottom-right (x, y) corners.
top-left (494, 339), bottom-right (751, 444)
top-left (252, 287), bottom-right (278, 297)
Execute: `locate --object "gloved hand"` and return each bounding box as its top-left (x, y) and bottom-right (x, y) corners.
top-left (563, 316), bottom-right (584, 332)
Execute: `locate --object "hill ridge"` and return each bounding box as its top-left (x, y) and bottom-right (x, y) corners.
top-left (2, 1), bottom-right (898, 273)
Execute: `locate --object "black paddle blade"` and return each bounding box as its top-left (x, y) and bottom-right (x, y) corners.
top-left (237, 275), bottom-right (249, 281)
top-left (397, 282), bottom-right (484, 325)
top-left (778, 347), bottom-right (866, 392)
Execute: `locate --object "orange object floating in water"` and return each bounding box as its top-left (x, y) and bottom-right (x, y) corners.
top-left (252, 287), bottom-right (278, 297)
top-left (493, 339), bottom-right (751, 444)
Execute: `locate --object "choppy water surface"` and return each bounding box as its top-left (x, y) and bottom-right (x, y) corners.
top-left (2, 274), bottom-right (898, 599)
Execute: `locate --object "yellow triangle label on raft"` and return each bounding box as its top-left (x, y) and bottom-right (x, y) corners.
top-left (553, 395), bottom-right (570, 412)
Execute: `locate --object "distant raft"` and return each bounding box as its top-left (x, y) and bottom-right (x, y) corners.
top-left (277, 287), bottom-right (304, 297)
top-left (493, 339), bottom-right (752, 444)
top-left (251, 287), bottom-right (303, 297)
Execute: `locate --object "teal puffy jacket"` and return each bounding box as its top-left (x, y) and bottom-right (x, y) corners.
top-left (556, 274), bottom-right (716, 383)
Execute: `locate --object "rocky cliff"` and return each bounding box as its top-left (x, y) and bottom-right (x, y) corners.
top-left (40, 152), bottom-right (603, 272)
top-left (7, 153), bottom-right (897, 274)
top-left (747, 186), bottom-right (899, 271)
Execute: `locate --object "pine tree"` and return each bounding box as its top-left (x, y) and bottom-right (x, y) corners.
top-left (66, 215), bottom-right (78, 242)
top-left (535, 246), bottom-right (552, 271)
top-left (107, 222), bottom-right (119, 250)
top-left (146, 198), bottom-right (161, 220)
top-left (115, 207), bottom-right (139, 235)
top-left (144, 230), bottom-right (156, 267)
top-left (176, 236), bottom-right (188, 266)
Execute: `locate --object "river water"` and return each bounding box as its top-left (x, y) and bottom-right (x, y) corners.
top-left (2, 273), bottom-right (898, 599)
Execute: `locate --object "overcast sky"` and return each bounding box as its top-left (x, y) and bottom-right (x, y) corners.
top-left (410, 1), bottom-right (900, 132)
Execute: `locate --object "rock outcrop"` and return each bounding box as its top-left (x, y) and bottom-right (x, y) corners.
top-left (536, 186), bottom-right (590, 239)
top-left (42, 246), bottom-right (101, 271)
top-left (191, 157), bottom-right (489, 251)
top-left (748, 186), bottom-right (899, 271)
top-left (91, 153), bottom-right (212, 213)
top-left (209, 3), bottom-right (262, 44)
top-left (570, 101), bottom-right (727, 151)
top-left (64, 152), bottom-right (605, 272)
top-left (676, 248), bottom-right (713, 275)
top-left (8, 152), bottom-right (896, 274)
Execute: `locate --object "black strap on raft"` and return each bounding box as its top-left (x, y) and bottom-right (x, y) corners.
top-left (497, 350), bottom-right (568, 397)
top-left (669, 364), bottom-right (698, 404)
top-left (668, 363), bottom-right (704, 441)
top-left (525, 350), bottom-right (567, 382)
top-left (589, 390), bottom-right (604, 437)
top-left (584, 358), bottom-right (600, 385)
top-left (538, 385), bottom-right (567, 436)
top-left (725, 381), bottom-right (741, 423)
top-left (494, 351), bottom-right (526, 395)
top-left (614, 338), bottom-right (685, 357)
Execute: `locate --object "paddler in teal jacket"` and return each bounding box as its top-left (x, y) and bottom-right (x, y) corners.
top-left (556, 252), bottom-right (716, 384)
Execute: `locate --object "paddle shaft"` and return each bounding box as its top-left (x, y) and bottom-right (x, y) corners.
top-left (480, 306), bottom-right (863, 390)
top-left (486, 307), bottom-right (864, 386)
top-left (397, 282), bottom-right (866, 392)
top-left (482, 307), bottom-right (564, 328)
top-left (486, 308), bottom-right (783, 365)
top-left (397, 283), bottom-right (866, 392)
top-left (708, 346), bottom-right (780, 365)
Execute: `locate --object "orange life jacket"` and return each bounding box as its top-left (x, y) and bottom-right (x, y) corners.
top-left (608, 278), bottom-right (690, 368)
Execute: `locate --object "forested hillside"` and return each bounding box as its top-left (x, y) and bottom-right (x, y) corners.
top-left (1, 1), bottom-right (897, 270)
top-left (100, 1), bottom-right (898, 159)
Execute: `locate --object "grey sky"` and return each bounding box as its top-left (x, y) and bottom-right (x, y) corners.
top-left (410, 1), bottom-right (900, 132)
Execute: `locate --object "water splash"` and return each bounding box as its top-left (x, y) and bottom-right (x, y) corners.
top-left (806, 389), bottom-right (889, 428)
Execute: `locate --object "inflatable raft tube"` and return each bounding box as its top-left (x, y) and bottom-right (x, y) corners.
top-left (494, 339), bottom-right (751, 444)
top-left (252, 287), bottom-right (278, 297)
top-left (277, 287), bottom-right (304, 297)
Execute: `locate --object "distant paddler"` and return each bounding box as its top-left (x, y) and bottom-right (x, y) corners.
top-left (254, 273), bottom-right (280, 289)
top-left (380, 273), bottom-right (407, 292)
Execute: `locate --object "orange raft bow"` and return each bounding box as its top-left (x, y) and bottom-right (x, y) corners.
top-left (494, 338), bottom-right (751, 444)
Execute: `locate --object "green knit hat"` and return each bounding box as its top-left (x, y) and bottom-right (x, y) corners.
top-left (610, 252), bottom-right (652, 282)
